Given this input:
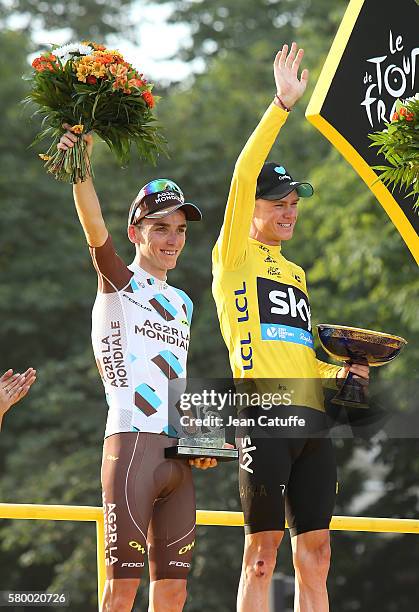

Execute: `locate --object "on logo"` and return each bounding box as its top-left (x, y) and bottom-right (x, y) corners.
top-left (179, 541), bottom-right (195, 555)
top-left (129, 540), bottom-right (146, 555)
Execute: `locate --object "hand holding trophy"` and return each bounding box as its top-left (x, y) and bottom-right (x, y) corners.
top-left (317, 324), bottom-right (407, 408)
top-left (165, 403), bottom-right (238, 463)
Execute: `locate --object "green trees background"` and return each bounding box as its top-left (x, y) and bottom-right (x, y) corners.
top-left (0, 0), bottom-right (418, 610)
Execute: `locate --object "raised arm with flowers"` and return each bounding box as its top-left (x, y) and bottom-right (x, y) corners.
top-left (25, 41), bottom-right (166, 183)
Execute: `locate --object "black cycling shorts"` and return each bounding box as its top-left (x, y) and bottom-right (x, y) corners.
top-left (102, 432), bottom-right (196, 581)
top-left (236, 407), bottom-right (337, 537)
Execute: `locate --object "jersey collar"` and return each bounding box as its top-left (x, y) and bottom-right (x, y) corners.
top-left (248, 237), bottom-right (282, 253)
top-left (128, 260), bottom-right (169, 290)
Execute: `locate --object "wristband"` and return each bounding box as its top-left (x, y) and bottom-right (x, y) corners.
top-left (274, 94), bottom-right (292, 112)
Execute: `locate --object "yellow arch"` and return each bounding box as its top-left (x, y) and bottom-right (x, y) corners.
top-left (305, 0), bottom-right (419, 265)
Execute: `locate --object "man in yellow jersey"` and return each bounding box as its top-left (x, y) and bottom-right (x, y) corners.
top-left (212, 43), bottom-right (369, 612)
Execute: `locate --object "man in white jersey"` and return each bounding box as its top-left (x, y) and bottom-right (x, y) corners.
top-left (58, 129), bottom-right (217, 612)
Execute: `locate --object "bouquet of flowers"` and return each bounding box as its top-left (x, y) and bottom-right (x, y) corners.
top-left (24, 41), bottom-right (166, 183)
top-left (369, 95), bottom-right (419, 209)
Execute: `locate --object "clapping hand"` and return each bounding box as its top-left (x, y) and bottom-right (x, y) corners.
top-left (0, 368), bottom-right (37, 429)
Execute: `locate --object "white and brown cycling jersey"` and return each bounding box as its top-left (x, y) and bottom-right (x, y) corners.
top-left (90, 234), bottom-right (193, 438)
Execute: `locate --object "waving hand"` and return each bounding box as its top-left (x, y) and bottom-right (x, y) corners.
top-left (274, 42), bottom-right (309, 110)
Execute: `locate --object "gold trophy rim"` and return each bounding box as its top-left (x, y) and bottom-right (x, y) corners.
top-left (317, 323), bottom-right (407, 346)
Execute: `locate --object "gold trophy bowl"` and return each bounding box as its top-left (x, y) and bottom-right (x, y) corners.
top-left (317, 324), bottom-right (407, 408)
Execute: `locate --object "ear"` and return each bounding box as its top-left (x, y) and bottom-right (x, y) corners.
top-left (128, 224), bottom-right (140, 244)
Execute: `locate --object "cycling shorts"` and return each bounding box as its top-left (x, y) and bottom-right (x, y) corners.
top-left (101, 432), bottom-right (196, 580)
top-left (236, 407), bottom-right (337, 537)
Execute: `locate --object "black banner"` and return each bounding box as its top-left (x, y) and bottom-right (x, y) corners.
top-left (306, 0), bottom-right (419, 262)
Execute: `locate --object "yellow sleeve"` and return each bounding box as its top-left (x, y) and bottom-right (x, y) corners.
top-left (215, 103), bottom-right (289, 270)
top-left (316, 359), bottom-right (341, 389)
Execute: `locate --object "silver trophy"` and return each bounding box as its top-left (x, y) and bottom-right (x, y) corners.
top-left (165, 404), bottom-right (238, 462)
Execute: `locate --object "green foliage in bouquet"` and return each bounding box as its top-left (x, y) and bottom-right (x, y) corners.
top-left (369, 97), bottom-right (419, 210)
top-left (24, 42), bottom-right (167, 183)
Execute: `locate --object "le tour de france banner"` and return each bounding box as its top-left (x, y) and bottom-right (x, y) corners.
top-left (306, 0), bottom-right (419, 264)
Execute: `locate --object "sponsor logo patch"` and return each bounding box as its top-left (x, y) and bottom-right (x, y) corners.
top-left (129, 540), bottom-right (146, 555)
top-left (239, 436), bottom-right (256, 474)
top-left (169, 561), bottom-right (191, 568)
top-left (179, 541), bottom-right (195, 555)
top-left (257, 277), bottom-right (314, 348)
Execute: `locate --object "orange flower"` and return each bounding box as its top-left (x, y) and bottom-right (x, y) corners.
top-left (32, 53), bottom-right (58, 72)
top-left (128, 78), bottom-right (145, 89)
top-left (392, 112), bottom-right (399, 121)
top-left (141, 91), bottom-right (154, 108)
top-left (94, 50), bottom-right (124, 65)
top-left (91, 43), bottom-right (106, 51)
top-left (81, 41), bottom-right (106, 52)
top-left (95, 54), bottom-right (114, 65)
top-left (112, 76), bottom-right (128, 91)
top-left (109, 63), bottom-right (128, 79)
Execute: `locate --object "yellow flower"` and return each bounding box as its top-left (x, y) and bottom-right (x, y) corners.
top-left (96, 49), bottom-right (122, 57)
top-left (70, 124), bottom-right (84, 134)
top-left (76, 63), bottom-right (90, 82)
top-left (92, 62), bottom-right (106, 78)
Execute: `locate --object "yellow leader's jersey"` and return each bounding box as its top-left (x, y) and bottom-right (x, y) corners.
top-left (212, 103), bottom-right (340, 412)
